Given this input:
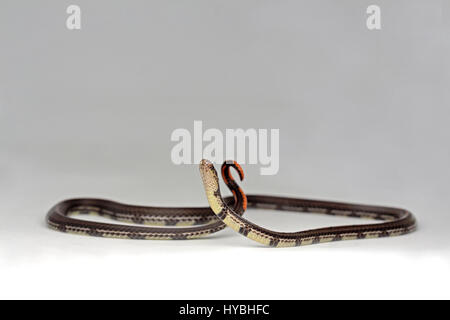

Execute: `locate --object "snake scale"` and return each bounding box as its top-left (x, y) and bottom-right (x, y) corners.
top-left (46, 159), bottom-right (417, 247)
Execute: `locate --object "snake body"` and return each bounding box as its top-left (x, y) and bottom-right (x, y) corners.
top-left (199, 159), bottom-right (417, 247)
top-left (46, 162), bottom-right (247, 240)
top-left (47, 159), bottom-right (417, 247)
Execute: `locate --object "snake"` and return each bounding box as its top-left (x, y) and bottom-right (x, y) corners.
top-left (46, 159), bottom-right (417, 247)
top-left (46, 161), bottom-right (247, 240)
top-left (199, 159), bottom-right (417, 247)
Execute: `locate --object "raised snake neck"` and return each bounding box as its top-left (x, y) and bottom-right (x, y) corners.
top-left (47, 160), bottom-right (416, 247)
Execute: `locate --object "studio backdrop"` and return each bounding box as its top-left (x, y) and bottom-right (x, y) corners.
top-left (0, 1), bottom-right (448, 299)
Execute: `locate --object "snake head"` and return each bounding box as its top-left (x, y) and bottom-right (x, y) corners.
top-left (199, 159), bottom-right (219, 191)
top-left (199, 159), bottom-right (223, 214)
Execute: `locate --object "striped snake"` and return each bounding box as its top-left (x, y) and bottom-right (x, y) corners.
top-left (46, 159), bottom-right (417, 246)
top-left (46, 161), bottom-right (247, 240)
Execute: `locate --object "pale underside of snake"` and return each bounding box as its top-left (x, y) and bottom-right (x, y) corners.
top-left (46, 160), bottom-right (417, 247)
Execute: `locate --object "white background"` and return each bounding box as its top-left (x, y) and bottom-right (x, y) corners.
top-left (1, 1), bottom-right (449, 299)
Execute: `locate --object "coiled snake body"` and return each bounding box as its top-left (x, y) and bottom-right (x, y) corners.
top-left (46, 160), bottom-right (417, 247)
